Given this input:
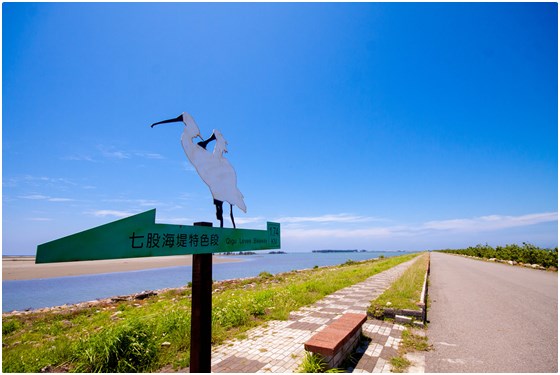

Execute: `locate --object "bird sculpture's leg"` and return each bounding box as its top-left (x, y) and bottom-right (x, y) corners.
top-left (197, 133), bottom-right (217, 150)
top-left (214, 199), bottom-right (224, 228)
top-left (230, 204), bottom-right (236, 229)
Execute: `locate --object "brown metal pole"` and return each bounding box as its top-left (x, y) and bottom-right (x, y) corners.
top-left (190, 222), bottom-right (213, 373)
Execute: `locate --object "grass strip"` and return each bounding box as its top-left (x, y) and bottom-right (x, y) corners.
top-left (390, 328), bottom-right (432, 373)
top-left (368, 252), bottom-right (429, 318)
top-left (3, 253), bottom-right (418, 373)
top-left (297, 351), bottom-right (344, 373)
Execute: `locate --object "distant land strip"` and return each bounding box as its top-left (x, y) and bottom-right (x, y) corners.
top-left (2, 255), bottom-right (241, 281)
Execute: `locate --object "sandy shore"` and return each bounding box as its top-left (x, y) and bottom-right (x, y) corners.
top-left (2, 255), bottom-right (241, 281)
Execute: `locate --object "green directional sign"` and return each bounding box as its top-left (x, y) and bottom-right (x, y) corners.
top-left (36, 209), bottom-right (280, 263)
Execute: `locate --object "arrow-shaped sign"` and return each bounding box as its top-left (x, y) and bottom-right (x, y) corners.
top-left (36, 209), bottom-right (280, 264)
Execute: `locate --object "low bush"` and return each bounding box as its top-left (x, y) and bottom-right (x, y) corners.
top-left (439, 243), bottom-right (557, 268)
top-left (73, 318), bottom-right (159, 372)
top-left (258, 271), bottom-right (273, 279)
top-left (297, 351), bottom-right (343, 373)
top-left (2, 320), bottom-right (20, 335)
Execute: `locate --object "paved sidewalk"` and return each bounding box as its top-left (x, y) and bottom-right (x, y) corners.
top-left (211, 257), bottom-right (417, 373)
top-left (353, 320), bottom-right (405, 373)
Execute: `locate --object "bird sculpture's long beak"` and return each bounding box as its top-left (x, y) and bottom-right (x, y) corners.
top-left (151, 114), bottom-right (184, 128)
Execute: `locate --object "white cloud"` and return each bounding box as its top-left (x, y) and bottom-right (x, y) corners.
top-left (103, 198), bottom-right (163, 207)
top-left (62, 154), bottom-right (97, 162)
top-left (157, 216), bottom-right (195, 225)
top-left (422, 212), bottom-right (558, 232)
top-left (282, 212), bottom-right (558, 241)
top-left (47, 197), bottom-right (74, 202)
top-left (19, 194), bottom-right (74, 202)
top-left (88, 210), bottom-right (139, 218)
top-left (275, 213), bottom-right (385, 224)
top-left (27, 217), bottom-right (53, 222)
top-left (14, 175), bottom-right (77, 187)
top-left (135, 152), bottom-right (165, 160)
top-left (235, 216), bottom-right (266, 225)
top-left (284, 226), bottom-right (395, 239)
top-left (99, 146), bottom-right (130, 159)
top-left (20, 194), bottom-right (49, 200)
top-left (63, 149), bottom-right (163, 162)
top-left (182, 161), bottom-right (196, 172)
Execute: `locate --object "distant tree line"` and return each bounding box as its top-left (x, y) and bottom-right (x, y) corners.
top-left (438, 243), bottom-right (558, 269)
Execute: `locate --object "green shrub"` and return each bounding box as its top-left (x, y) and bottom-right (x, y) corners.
top-left (157, 309), bottom-right (191, 350)
top-left (212, 297), bottom-right (250, 329)
top-left (298, 352), bottom-right (329, 373)
top-left (73, 319), bottom-right (159, 372)
top-left (297, 351), bottom-right (344, 373)
top-left (2, 319), bottom-right (20, 335)
top-left (439, 243), bottom-right (557, 268)
top-left (390, 356), bottom-right (411, 373)
top-left (249, 290), bottom-right (274, 316)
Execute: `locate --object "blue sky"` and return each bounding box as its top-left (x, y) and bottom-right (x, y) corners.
top-left (3, 2), bottom-right (558, 255)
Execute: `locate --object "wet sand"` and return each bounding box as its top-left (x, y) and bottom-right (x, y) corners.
top-left (2, 255), bottom-right (241, 281)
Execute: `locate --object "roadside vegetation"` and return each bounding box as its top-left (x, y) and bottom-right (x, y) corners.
top-left (368, 252), bottom-right (429, 319)
top-left (297, 351), bottom-right (343, 373)
top-left (438, 243), bottom-right (557, 270)
top-left (2, 253), bottom-right (418, 373)
top-left (390, 329), bottom-right (431, 373)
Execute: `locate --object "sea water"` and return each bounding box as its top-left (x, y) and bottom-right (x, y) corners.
top-left (2, 251), bottom-right (409, 312)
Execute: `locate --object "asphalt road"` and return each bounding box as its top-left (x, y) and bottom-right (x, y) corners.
top-left (425, 252), bottom-right (558, 373)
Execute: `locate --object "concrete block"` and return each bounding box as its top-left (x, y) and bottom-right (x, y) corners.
top-left (395, 315), bottom-right (413, 324)
top-left (400, 309), bottom-right (423, 317)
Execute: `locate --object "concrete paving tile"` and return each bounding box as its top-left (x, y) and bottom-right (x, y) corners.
top-left (373, 357), bottom-right (387, 373)
top-left (210, 258), bottom-right (417, 373)
top-left (365, 342), bottom-right (384, 357)
top-left (382, 363), bottom-right (393, 373)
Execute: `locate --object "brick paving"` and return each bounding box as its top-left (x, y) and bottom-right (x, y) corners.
top-left (211, 257), bottom-right (417, 373)
top-left (353, 320), bottom-right (405, 373)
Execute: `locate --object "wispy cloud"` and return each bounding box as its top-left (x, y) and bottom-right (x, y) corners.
top-left (282, 212), bottom-right (558, 240)
top-left (102, 198), bottom-right (163, 207)
top-left (63, 148), bottom-right (164, 163)
top-left (87, 210), bottom-right (139, 218)
top-left (235, 216), bottom-right (266, 225)
top-left (421, 212), bottom-right (558, 232)
top-left (98, 145), bottom-right (167, 161)
top-left (182, 161), bottom-right (196, 172)
top-left (134, 152), bottom-right (165, 160)
top-left (157, 216), bottom-right (195, 225)
top-left (62, 154), bottom-right (97, 162)
top-left (98, 145), bottom-right (130, 160)
top-left (275, 213), bottom-right (385, 224)
top-left (19, 194), bottom-right (49, 200)
top-left (27, 217), bottom-right (53, 222)
top-left (19, 194), bottom-right (74, 202)
top-left (8, 175), bottom-right (77, 187)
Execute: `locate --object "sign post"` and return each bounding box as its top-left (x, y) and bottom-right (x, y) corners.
top-left (190, 222), bottom-right (213, 373)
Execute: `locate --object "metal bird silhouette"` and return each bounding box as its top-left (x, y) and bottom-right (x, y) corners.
top-left (151, 113), bottom-right (246, 228)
